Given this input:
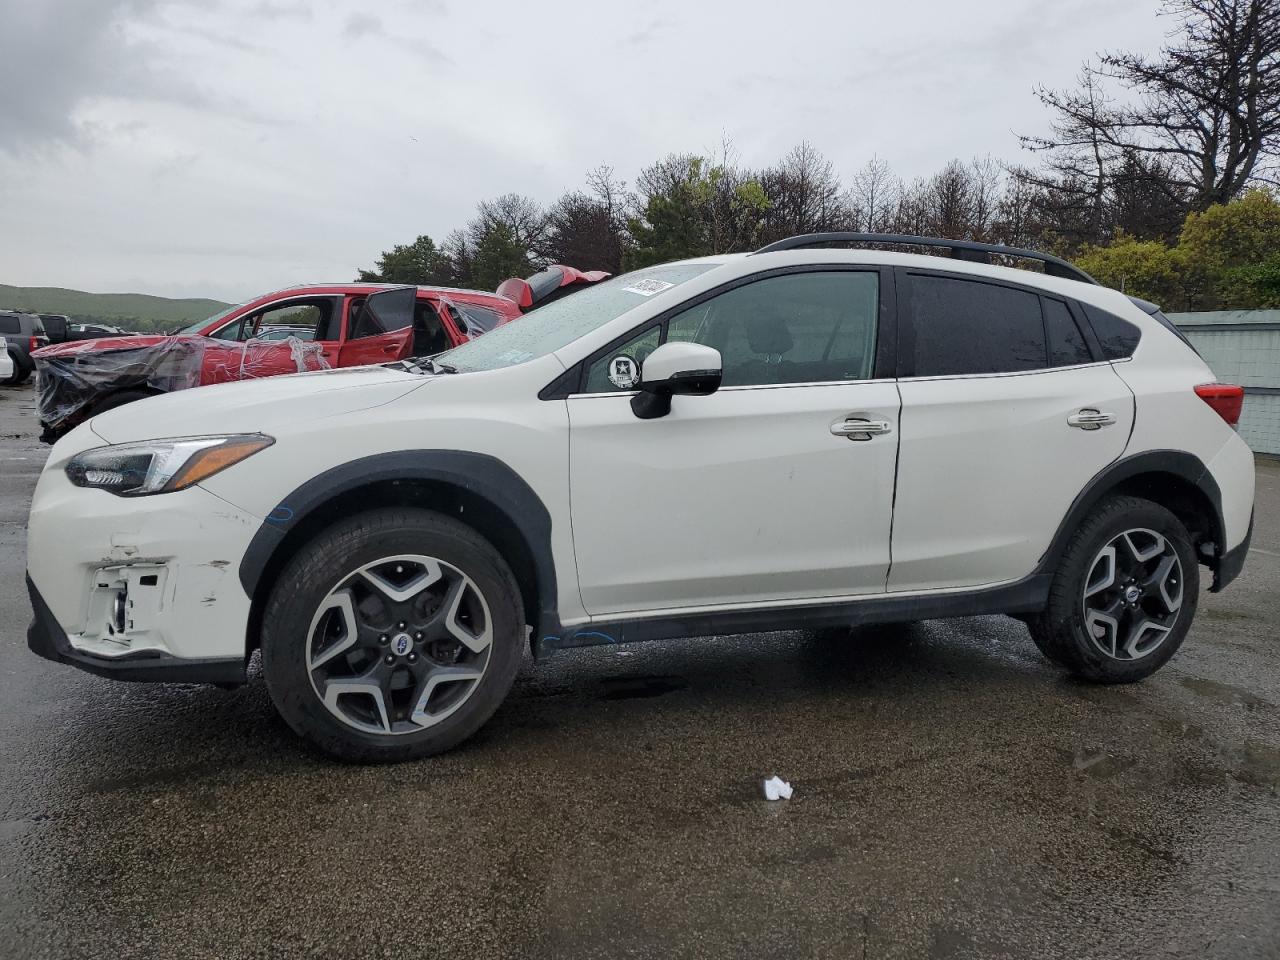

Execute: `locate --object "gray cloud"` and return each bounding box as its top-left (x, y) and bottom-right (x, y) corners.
top-left (0, 0), bottom-right (1169, 300)
top-left (0, 0), bottom-right (214, 153)
top-left (343, 11), bottom-right (384, 39)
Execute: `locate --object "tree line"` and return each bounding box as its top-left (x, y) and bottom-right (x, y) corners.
top-left (360, 0), bottom-right (1280, 311)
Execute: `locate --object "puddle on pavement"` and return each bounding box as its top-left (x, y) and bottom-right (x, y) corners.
top-left (1229, 741), bottom-right (1280, 789)
top-left (1060, 747), bottom-right (1137, 779)
top-left (599, 674), bottom-right (688, 700)
top-left (1180, 677), bottom-right (1273, 711)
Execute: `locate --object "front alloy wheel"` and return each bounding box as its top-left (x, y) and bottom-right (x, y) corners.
top-left (1081, 528), bottom-right (1183, 662)
top-left (308, 554), bottom-right (493, 735)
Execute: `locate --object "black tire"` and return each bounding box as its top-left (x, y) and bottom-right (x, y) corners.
top-left (1029, 495), bottom-right (1199, 683)
top-left (261, 508), bottom-right (524, 762)
top-left (89, 389), bottom-right (155, 416)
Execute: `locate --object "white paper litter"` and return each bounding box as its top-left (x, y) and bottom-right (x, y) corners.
top-left (761, 776), bottom-right (793, 801)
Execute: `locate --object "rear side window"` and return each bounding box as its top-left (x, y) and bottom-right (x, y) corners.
top-left (1081, 303), bottom-right (1141, 359)
top-left (1044, 298), bottom-right (1093, 367)
top-left (0, 315), bottom-right (19, 334)
top-left (908, 275), bottom-right (1045, 376)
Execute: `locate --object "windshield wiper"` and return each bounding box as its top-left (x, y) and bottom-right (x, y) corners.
top-left (404, 357), bottom-right (459, 375)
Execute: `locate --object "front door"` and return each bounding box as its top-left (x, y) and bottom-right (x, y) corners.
top-left (567, 268), bottom-right (899, 617)
top-left (337, 287), bottom-right (417, 367)
top-left (202, 295), bottom-right (341, 383)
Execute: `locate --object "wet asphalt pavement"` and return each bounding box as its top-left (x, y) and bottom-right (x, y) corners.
top-left (0, 380), bottom-right (1278, 960)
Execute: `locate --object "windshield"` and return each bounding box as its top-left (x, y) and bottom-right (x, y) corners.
top-left (174, 302), bottom-right (241, 335)
top-left (434, 263), bottom-right (717, 373)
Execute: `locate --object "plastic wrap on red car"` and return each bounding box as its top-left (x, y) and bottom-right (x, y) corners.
top-left (200, 335), bottom-right (330, 384)
top-left (35, 336), bottom-right (209, 436)
top-left (34, 334), bottom-right (329, 438)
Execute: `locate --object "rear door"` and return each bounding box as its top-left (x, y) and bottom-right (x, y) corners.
top-left (889, 270), bottom-right (1135, 591)
top-left (337, 287), bottom-right (416, 366)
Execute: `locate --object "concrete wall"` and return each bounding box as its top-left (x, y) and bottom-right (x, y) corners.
top-left (1169, 310), bottom-right (1280, 455)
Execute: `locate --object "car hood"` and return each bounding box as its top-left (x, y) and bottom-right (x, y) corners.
top-left (89, 364), bottom-right (430, 444)
top-left (34, 334), bottom-right (171, 358)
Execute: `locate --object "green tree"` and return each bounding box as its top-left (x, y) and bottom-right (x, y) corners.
top-left (357, 235), bottom-right (451, 285)
top-left (469, 224), bottom-right (532, 290)
top-left (625, 155), bottom-right (769, 269)
top-left (1178, 188), bottom-right (1280, 308)
top-left (1075, 233), bottom-right (1187, 307)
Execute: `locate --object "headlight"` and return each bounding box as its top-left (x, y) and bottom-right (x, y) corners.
top-left (66, 434), bottom-right (274, 497)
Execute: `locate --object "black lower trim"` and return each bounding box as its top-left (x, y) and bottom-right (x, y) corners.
top-left (540, 574), bottom-right (1051, 654)
top-left (237, 450), bottom-right (559, 642)
top-left (1036, 449), bottom-right (1224, 576)
top-left (1212, 511), bottom-right (1252, 592)
top-left (26, 576), bottom-right (246, 685)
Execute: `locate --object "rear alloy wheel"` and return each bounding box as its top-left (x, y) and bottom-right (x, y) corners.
top-left (1081, 529), bottom-right (1183, 662)
top-left (262, 508), bottom-right (524, 762)
top-left (1029, 496), bottom-right (1198, 683)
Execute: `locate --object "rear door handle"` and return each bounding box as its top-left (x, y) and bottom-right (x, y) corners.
top-left (1067, 408), bottom-right (1116, 430)
top-left (831, 417), bottom-right (892, 441)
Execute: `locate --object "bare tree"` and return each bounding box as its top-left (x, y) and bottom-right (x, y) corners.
top-left (1022, 0), bottom-right (1280, 211)
top-left (757, 141), bottom-right (851, 244)
top-left (541, 165), bottom-right (631, 272)
top-left (468, 193), bottom-right (547, 254)
top-left (848, 156), bottom-right (899, 232)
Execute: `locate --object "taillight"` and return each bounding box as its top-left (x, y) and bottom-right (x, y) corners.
top-left (1195, 383), bottom-right (1244, 427)
top-left (29, 336), bottom-right (39, 351)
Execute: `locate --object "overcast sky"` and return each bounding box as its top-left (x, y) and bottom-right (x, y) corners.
top-left (0, 0), bottom-right (1172, 303)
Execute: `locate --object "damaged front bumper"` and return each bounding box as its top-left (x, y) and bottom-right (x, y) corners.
top-left (27, 575), bottom-right (245, 684)
top-left (26, 428), bottom-right (262, 684)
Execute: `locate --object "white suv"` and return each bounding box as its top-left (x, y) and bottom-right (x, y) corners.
top-left (26, 234), bottom-right (1255, 761)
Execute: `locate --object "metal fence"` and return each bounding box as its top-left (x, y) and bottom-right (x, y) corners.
top-left (1169, 310), bottom-right (1280, 455)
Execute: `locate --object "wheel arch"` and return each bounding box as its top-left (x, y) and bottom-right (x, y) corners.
top-left (237, 451), bottom-right (558, 660)
top-left (1038, 449), bottom-right (1227, 587)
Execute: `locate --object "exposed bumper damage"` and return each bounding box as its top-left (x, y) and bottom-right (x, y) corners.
top-left (27, 575), bottom-right (245, 685)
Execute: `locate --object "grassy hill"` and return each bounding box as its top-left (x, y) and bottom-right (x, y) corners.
top-left (0, 283), bottom-right (231, 333)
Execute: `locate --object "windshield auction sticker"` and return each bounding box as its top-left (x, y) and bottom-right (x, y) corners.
top-left (621, 279), bottom-right (675, 296)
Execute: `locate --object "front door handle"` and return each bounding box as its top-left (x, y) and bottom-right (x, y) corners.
top-left (1067, 408), bottom-right (1116, 430)
top-left (831, 417), bottom-right (892, 441)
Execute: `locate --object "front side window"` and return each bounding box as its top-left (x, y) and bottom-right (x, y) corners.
top-left (908, 275), bottom-right (1046, 377)
top-left (581, 270), bottom-right (880, 392)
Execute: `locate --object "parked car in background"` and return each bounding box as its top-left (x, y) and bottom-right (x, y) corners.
top-left (32, 282), bottom-right (524, 441)
top-left (0, 311), bottom-right (49, 385)
top-left (24, 234), bottom-right (1254, 761)
top-left (497, 264), bottom-right (611, 311)
top-left (255, 325), bottom-right (317, 341)
top-left (37, 314), bottom-right (70, 344)
top-left (66, 322), bottom-right (136, 341)
top-left (0, 338), bottom-right (13, 382)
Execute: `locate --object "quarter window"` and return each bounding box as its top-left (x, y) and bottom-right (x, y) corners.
top-left (908, 275), bottom-right (1045, 377)
top-left (1081, 303), bottom-right (1142, 360)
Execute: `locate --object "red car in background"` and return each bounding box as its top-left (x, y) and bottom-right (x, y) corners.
top-left (33, 269), bottom-right (608, 441)
top-left (34, 283), bottom-right (514, 441)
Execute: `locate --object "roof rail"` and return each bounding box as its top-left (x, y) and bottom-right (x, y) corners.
top-left (751, 232), bottom-right (1096, 285)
